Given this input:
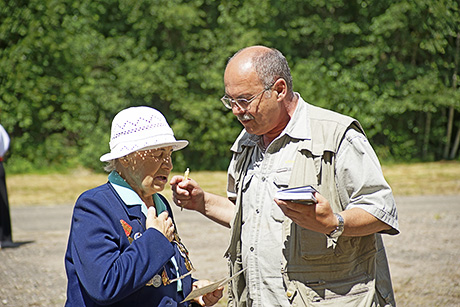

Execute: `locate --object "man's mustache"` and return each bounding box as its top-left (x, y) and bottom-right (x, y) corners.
top-left (237, 113), bottom-right (255, 121)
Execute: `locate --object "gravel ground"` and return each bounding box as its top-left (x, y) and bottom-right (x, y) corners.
top-left (0, 195), bottom-right (459, 306)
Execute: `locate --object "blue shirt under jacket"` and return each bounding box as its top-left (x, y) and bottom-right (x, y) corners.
top-left (64, 179), bottom-right (193, 306)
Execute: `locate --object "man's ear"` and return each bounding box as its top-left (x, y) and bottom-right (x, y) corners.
top-left (273, 78), bottom-right (287, 100)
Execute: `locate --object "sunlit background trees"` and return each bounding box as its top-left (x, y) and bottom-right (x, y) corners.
top-left (1, 0), bottom-right (459, 173)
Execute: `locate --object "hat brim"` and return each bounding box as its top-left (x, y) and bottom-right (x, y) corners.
top-left (100, 140), bottom-right (189, 162)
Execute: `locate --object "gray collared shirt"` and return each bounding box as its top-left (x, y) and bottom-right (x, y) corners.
top-left (227, 95), bottom-right (398, 307)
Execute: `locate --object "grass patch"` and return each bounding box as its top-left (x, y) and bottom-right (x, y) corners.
top-left (7, 169), bottom-right (229, 207)
top-left (6, 162), bottom-right (460, 206)
top-left (382, 161), bottom-right (460, 196)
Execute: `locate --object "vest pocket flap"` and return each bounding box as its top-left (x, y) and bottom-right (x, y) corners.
top-left (273, 168), bottom-right (291, 189)
top-left (299, 228), bottom-right (337, 259)
top-left (290, 150), bottom-right (322, 187)
top-left (297, 138), bottom-right (332, 156)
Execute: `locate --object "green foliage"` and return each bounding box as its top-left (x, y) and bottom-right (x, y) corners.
top-left (0, 0), bottom-right (459, 174)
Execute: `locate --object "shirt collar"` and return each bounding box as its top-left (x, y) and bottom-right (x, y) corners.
top-left (281, 93), bottom-right (311, 141)
top-left (230, 93), bottom-right (311, 153)
top-left (108, 171), bottom-right (167, 217)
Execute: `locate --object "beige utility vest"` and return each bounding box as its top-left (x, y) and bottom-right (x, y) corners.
top-left (225, 104), bottom-right (395, 307)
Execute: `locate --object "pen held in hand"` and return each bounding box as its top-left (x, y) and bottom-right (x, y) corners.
top-left (184, 168), bottom-right (190, 180)
top-left (181, 168), bottom-right (190, 211)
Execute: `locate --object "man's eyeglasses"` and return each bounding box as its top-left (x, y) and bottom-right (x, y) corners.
top-left (221, 83), bottom-right (275, 111)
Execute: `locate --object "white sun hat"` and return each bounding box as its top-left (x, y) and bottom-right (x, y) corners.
top-left (100, 106), bottom-right (189, 162)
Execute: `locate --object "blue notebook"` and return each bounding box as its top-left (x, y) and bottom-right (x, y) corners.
top-left (274, 185), bottom-right (318, 205)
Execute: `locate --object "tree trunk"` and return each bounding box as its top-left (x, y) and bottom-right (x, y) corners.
top-left (449, 126), bottom-right (460, 159)
top-left (423, 112), bottom-right (432, 159)
top-left (443, 107), bottom-right (454, 159)
top-left (444, 32), bottom-right (460, 159)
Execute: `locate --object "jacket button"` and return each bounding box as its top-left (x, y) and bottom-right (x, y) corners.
top-left (286, 291), bottom-right (293, 298)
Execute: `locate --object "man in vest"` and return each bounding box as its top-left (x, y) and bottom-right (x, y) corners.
top-left (171, 46), bottom-right (399, 306)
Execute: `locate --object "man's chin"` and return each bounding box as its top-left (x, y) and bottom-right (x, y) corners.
top-left (240, 120), bottom-right (255, 131)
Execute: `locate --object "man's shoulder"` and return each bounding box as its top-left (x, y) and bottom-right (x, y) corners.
top-left (305, 103), bottom-right (365, 136)
top-left (307, 103), bottom-right (353, 124)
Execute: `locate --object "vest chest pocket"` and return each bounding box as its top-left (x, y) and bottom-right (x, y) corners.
top-left (298, 227), bottom-right (337, 260)
top-left (286, 272), bottom-right (374, 306)
top-left (289, 149), bottom-right (323, 188)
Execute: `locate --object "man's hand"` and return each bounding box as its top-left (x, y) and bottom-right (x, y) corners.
top-left (275, 192), bottom-right (337, 234)
top-left (170, 176), bottom-right (206, 214)
top-left (276, 192), bottom-right (393, 236)
top-left (191, 280), bottom-right (224, 306)
top-left (170, 175), bottom-right (235, 228)
top-left (146, 206), bottom-right (175, 242)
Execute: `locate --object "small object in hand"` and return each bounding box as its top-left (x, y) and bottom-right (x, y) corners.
top-left (184, 168), bottom-right (190, 180)
top-left (181, 168), bottom-right (190, 211)
top-left (274, 185), bottom-right (318, 205)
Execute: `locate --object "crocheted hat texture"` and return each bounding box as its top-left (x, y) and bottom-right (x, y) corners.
top-left (100, 106), bottom-right (188, 162)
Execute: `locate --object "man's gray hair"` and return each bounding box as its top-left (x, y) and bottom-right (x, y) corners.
top-left (253, 48), bottom-right (293, 92)
top-left (229, 47), bottom-right (293, 92)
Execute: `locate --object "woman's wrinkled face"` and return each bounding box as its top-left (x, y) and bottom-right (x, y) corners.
top-left (123, 146), bottom-right (174, 195)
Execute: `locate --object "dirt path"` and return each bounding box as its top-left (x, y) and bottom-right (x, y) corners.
top-left (0, 195), bottom-right (459, 306)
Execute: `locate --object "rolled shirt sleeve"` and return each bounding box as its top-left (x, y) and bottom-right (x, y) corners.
top-left (335, 128), bottom-right (399, 234)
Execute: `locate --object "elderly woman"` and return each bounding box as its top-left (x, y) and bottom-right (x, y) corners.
top-left (65, 106), bottom-right (222, 307)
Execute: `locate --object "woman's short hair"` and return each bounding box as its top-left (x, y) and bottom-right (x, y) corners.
top-left (103, 159), bottom-right (117, 173)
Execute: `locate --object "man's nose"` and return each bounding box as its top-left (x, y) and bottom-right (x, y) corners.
top-left (232, 103), bottom-right (246, 115)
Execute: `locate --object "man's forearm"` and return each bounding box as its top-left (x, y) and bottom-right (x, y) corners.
top-left (340, 208), bottom-right (392, 236)
top-left (201, 192), bottom-right (235, 228)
